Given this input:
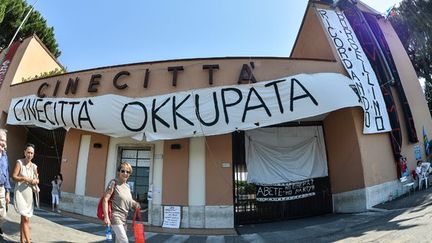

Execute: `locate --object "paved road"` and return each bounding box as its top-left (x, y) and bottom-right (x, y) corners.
top-left (1, 188), bottom-right (432, 242)
top-left (0, 207), bottom-right (105, 242)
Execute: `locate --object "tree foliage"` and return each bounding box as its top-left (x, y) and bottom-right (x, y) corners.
top-left (389, 0), bottom-right (432, 112)
top-left (21, 67), bottom-right (65, 82)
top-left (0, 0), bottom-right (60, 57)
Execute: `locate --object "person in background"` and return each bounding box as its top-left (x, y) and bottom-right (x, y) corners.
top-left (51, 175), bottom-right (61, 213)
top-left (0, 129), bottom-right (11, 236)
top-left (416, 160), bottom-right (423, 177)
top-left (103, 162), bottom-right (140, 243)
top-left (12, 143), bottom-right (39, 243)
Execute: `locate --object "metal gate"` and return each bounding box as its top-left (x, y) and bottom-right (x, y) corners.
top-left (26, 127), bottom-right (66, 204)
top-left (232, 129), bottom-right (333, 225)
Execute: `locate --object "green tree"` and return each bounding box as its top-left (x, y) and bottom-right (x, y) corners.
top-left (0, 0), bottom-right (60, 57)
top-left (389, 0), bottom-right (432, 113)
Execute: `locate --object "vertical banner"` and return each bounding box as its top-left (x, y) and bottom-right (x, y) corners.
top-left (342, 7), bottom-right (403, 161)
top-left (423, 126), bottom-right (430, 158)
top-left (318, 9), bottom-right (391, 134)
top-left (363, 11), bottom-right (418, 143)
top-left (0, 41), bottom-right (20, 89)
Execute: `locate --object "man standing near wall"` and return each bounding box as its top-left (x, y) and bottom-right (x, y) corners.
top-left (0, 129), bottom-right (11, 236)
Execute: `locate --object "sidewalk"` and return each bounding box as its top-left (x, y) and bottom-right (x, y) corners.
top-left (0, 205), bottom-right (105, 242)
top-left (1, 187), bottom-right (432, 242)
top-left (374, 186), bottom-right (432, 210)
top-left (45, 204), bottom-right (237, 237)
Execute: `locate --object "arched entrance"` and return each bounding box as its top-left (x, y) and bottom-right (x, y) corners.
top-left (25, 127), bottom-right (66, 205)
top-left (233, 124), bottom-right (333, 225)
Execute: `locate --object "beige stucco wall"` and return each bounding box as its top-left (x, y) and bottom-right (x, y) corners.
top-left (162, 139), bottom-right (189, 205)
top-left (324, 108), bottom-right (365, 193)
top-left (60, 129), bottom-right (110, 197)
top-left (205, 134), bottom-right (233, 205)
top-left (85, 133), bottom-right (110, 197)
top-left (11, 36), bottom-right (62, 85)
top-left (3, 124), bottom-right (27, 167)
top-left (291, 4), bottom-right (336, 61)
top-left (353, 109), bottom-right (397, 187)
top-left (61, 129), bottom-right (81, 193)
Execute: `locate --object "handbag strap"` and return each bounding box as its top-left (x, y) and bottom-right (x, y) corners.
top-left (133, 207), bottom-right (142, 225)
top-left (33, 163), bottom-right (38, 179)
top-left (109, 180), bottom-right (117, 201)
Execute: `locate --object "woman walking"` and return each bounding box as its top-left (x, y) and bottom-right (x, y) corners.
top-left (103, 162), bottom-right (140, 243)
top-left (12, 143), bottom-right (39, 243)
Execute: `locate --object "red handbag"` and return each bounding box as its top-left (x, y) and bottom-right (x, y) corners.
top-left (97, 180), bottom-right (116, 221)
top-left (133, 207), bottom-right (145, 243)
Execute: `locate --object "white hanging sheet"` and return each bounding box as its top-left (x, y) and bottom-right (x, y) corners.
top-left (245, 126), bottom-right (328, 184)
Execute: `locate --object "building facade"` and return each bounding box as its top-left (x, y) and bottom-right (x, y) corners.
top-left (0, 1), bottom-right (431, 229)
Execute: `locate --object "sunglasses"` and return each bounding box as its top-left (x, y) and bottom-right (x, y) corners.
top-left (120, 169), bottom-right (131, 174)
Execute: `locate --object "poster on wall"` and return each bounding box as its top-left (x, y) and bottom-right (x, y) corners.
top-left (318, 9), bottom-right (391, 134)
top-left (255, 179), bottom-right (316, 202)
top-left (7, 72), bottom-right (363, 141)
top-left (414, 144), bottom-right (421, 160)
top-left (162, 206), bottom-right (181, 228)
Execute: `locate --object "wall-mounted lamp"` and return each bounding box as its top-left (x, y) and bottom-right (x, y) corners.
top-left (171, 144), bottom-right (181, 150)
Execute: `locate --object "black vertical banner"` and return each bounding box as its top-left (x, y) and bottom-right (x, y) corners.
top-left (342, 4), bottom-right (403, 163)
top-left (363, 12), bottom-right (418, 143)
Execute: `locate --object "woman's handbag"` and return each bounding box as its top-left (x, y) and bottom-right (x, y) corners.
top-left (96, 197), bottom-right (109, 221)
top-left (97, 180), bottom-right (116, 221)
top-left (32, 184), bottom-right (40, 209)
top-left (133, 207), bottom-right (145, 243)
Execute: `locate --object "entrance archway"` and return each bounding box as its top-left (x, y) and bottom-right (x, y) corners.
top-left (26, 127), bottom-right (66, 205)
top-left (232, 124), bottom-right (332, 225)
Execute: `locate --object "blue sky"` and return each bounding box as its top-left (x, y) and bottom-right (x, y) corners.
top-left (30, 0), bottom-right (401, 72)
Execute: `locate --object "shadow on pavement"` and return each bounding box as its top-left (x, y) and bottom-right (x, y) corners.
top-left (1, 220), bottom-right (20, 242)
top-left (236, 187), bottom-right (432, 242)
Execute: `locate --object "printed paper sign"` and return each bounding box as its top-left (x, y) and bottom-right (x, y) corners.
top-left (162, 206), bottom-right (181, 228)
